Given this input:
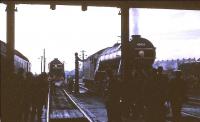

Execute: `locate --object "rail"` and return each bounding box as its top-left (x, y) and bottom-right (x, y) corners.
top-left (182, 112), bottom-right (200, 119)
top-left (182, 96), bottom-right (200, 120)
top-left (79, 85), bottom-right (89, 91)
top-left (46, 84), bottom-right (51, 122)
top-left (63, 89), bottom-right (94, 122)
top-left (79, 84), bottom-right (95, 93)
top-left (187, 97), bottom-right (200, 106)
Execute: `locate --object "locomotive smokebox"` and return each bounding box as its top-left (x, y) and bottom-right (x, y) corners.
top-left (130, 35), bottom-right (156, 69)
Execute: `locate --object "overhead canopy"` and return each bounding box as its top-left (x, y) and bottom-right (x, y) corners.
top-left (1, 0), bottom-right (200, 10)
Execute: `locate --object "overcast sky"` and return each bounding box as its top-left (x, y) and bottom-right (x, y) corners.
top-left (0, 4), bottom-right (200, 74)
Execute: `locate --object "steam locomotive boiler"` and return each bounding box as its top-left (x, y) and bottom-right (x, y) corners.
top-left (83, 35), bottom-right (156, 94)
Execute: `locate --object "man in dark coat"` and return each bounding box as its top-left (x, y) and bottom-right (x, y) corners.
top-left (105, 69), bottom-right (122, 122)
top-left (169, 70), bottom-right (187, 122)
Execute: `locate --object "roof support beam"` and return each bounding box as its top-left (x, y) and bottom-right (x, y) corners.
top-left (6, 2), bottom-right (15, 74)
top-left (121, 5), bottom-right (130, 83)
top-left (1, 1), bottom-right (200, 10)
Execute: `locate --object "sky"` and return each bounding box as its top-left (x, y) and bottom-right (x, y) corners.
top-left (0, 4), bottom-right (200, 74)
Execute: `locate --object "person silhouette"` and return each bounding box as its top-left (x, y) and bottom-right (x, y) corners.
top-left (169, 70), bottom-right (187, 122)
top-left (105, 68), bottom-right (121, 122)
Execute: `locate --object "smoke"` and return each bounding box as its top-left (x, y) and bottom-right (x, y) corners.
top-left (130, 8), bottom-right (139, 35)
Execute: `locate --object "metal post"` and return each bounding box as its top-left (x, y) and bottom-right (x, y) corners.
top-left (75, 52), bottom-right (79, 93)
top-left (6, 2), bottom-right (15, 74)
top-left (121, 6), bottom-right (130, 83)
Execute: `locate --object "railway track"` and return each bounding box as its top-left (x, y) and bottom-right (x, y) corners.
top-left (182, 96), bottom-right (200, 120)
top-left (63, 89), bottom-right (95, 122)
top-left (182, 111), bottom-right (200, 120)
top-left (46, 87), bottom-right (94, 122)
top-left (187, 97), bottom-right (200, 106)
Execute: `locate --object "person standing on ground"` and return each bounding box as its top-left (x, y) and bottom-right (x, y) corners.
top-left (105, 68), bottom-right (122, 122)
top-left (169, 70), bottom-right (187, 122)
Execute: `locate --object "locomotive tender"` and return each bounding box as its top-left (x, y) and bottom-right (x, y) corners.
top-left (83, 35), bottom-right (156, 93)
top-left (0, 40), bottom-right (31, 74)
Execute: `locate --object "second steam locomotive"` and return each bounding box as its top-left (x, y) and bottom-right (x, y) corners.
top-left (48, 58), bottom-right (65, 83)
top-left (82, 35), bottom-right (156, 94)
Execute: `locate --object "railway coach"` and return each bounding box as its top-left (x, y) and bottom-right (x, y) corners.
top-left (0, 40), bottom-right (31, 74)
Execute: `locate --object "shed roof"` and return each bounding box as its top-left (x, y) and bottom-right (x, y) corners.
top-left (1, 0), bottom-right (200, 10)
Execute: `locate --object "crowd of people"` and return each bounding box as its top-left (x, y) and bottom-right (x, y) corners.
top-left (104, 66), bottom-right (188, 122)
top-left (2, 68), bottom-right (48, 122)
top-left (1, 65), bottom-right (193, 122)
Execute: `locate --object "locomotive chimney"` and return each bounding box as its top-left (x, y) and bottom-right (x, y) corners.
top-left (131, 35), bottom-right (141, 39)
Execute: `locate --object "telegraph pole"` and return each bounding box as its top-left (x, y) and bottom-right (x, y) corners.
top-left (40, 56), bottom-right (43, 73)
top-left (43, 48), bottom-right (46, 73)
top-left (81, 50), bottom-right (85, 75)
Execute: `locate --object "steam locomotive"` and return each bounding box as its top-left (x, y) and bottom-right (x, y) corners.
top-left (82, 35), bottom-right (156, 94)
top-left (48, 58), bottom-right (65, 84)
top-left (0, 40), bottom-right (31, 74)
